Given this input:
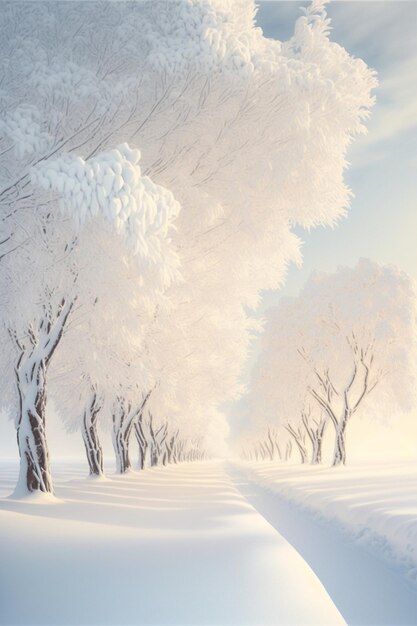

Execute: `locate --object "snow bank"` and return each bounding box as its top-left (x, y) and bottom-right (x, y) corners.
top-left (241, 461), bottom-right (417, 585)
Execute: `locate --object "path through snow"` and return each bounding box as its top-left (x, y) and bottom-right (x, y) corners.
top-left (231, 463), bottom-right (417, 626)
top-left (0, 460), bottom-right (343, 626)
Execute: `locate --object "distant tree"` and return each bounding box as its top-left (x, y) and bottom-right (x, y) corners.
top-left (249, 311), bottom-right (329, 466)
top-left (240, 426), bottom-right (285, 463)
top-left (250, 260), bottom-right (417, 466)
top-left (300, 260), bottom-right (417, 465)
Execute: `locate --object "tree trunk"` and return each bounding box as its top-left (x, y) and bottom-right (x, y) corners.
top-left (16, 360), bottom-right (52, 494)
top-left (148, 415), bottom-right (168, 467)
top-left (286, 425), bottom-right (308, 464)
top-left (112, 425), bottom-right (132, 473)
top-left (134, 420), bottom-right (148, 470)
top-left (178, 439), bottom-right (186, 462)
top-left (81, 393), bottom-right (103, 477)
top-left (266, 428), bottom-right (279, 461)
top-left (332, 411), bottom-right (349, 466)
top-left (274, 440), bottom-right (282, 461)
top-left (162, 445), bottom-right (168, 466)
top-left (259, 441), bottom-right (268, 460)
top-left (303, 418), bottom-right (326, 465)
top-left (311, 435), bottom-right (322, 465)
top-left (13, 300), bottom-right (74, 495)
top-left (166, 435), bottom-right (176, 464)
top-left (287, 440), bottom-right (293, 460)
top-left (294, 439), bottom-right (307, 464)
top-left (112, 391), bottom-right (153, 474)
top-left (150, 442), bottom-right (158, 467)
top-left (112, 400), bottom-right (132, 474)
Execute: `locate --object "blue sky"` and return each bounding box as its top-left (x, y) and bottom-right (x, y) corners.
top-left (257, 0), bottom-right (417, 309)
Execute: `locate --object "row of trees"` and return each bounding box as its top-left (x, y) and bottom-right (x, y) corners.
top-left (0, 1), bottom-right (376, 494)
top-left (244, 259), bottom-right (417, 466)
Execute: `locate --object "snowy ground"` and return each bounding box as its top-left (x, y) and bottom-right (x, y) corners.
top-left (1, 461), bottom-right (416, 626)
top-left (239, 461), bottom-right (417, 625)
top-left (0, 460), bottom-right (344, 626)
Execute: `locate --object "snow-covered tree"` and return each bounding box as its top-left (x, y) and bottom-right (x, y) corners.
top-left (139, 0), bottom-right (377, 466)
top-left (0, 143), bottom-right (179, 493)
top-left (304, 260), bottom-right (417, 465)
top-left (247, 293), bottom-right (329, 464)
top-left (249, 260), bottom-right (417, 466)
top-left (239, 426), bottom-right (286, 463)
top-left (0, 207), bottom-right (79, 493)
top-left (48, 219), bottom-right (158, 477)
top-left (1, 0), bottom-right (377, 492)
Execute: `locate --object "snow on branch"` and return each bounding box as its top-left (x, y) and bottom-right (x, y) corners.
top-left (30, 143), bottom-right (181, 274)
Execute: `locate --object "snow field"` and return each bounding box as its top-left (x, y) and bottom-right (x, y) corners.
top-left (0, 460), bottom-right (344, 626)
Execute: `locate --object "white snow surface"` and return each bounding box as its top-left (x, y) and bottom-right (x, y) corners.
top-left (240, 461), bottom-right (417, 584)
top-left (0, 460), bottom-right (344, 626)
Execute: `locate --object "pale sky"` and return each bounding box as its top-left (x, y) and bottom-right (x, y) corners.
top-left (1, 1), bottom-right (416, 461)
top-left (257, 0), bottom-right (417, 308)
